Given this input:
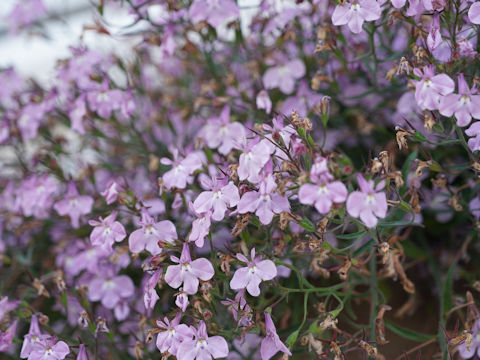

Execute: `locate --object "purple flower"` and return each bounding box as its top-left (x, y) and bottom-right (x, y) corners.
top-left (86, 84), bottom-right (126, 119)
top-left (458, 318), bottom-right (480, 359)
top-left (21, 315), bottom-right (49, 358)
top-left (331, 0), bottom-right (381, 34)
top-left (161, 150), bottom-right (203, 189)
top-left (189, 0), bottom-right (239, 28)
top-left (469, 2), bottom-right (480, 24)
top-left (89, 211), bottom-right (126, 251)
top-left (426, 14), bottom-right (442, 52)
top-left (54, 182), bottom-right (94, 228)
top-left (346, 174), bottom-right (387, 228)
top-left (256, 91), bottom-right (272, 114)
top-left (0, 296), bottom-right (19, 322)
top-left (76, 344), bottom-right (88, 360)
top-left (100, 181), bottom-right (122, 205)
top-left (144, 269), bottom-right (162, 310)
top-left (413, 65), bottom-right (455, 110)
top-left (238, 139), bottom-right (275, 184)
top-left (200, 106), bottom-right (246, 155)
top-left (188, 202), bottom-right (212, 248)
top-left (221, 290), bottom-right (253, 326)
top-left (88, 274), bottom-right (134, 309)
top-left (128, 208), bottom-right (177, 255)
top-left (0, 320), bottom-right (16, 352)
top-left (237, 174), bottom-right (290, 225)
top-left (469, 197), bottom-right (480, 220)
top-left (69, 97), bottom-right (87, 134)
top-left (298, 159), bottom-right (348, 214)
top-left (261, 312), bottom-right (292, 360)
top-left (439, 74), bottom-right (480, 127)
top-left (175, 290), bottom-right (189, 312)
top-left (27, 337), bottom-right (70, 360)
top-left (165, 243), bottom-right (215, 295)
top-left (8, 0), bottom-right (47, 33)
top-left (177, 321), bottom-right (229, 360)
top-left (466, 122), bottom-right (480, 152)
top-left (230, 248), bottom-right (277, 296)
top-left (263, 59), bottom-right (306, 95)
top-left (18, 175), bottom-right (58, 219)
top-left (156, 313), bottom-right (193, 356)
top-left (193, 176), bottom-right (239, 221)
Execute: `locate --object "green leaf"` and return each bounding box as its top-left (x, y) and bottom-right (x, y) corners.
top-left (298, 218), bottom-right (315, 232)
top-left (412, 131), bottom-right (427, 142)
top-left (442, 259), bottom-right (457, 316)
top-left (336, 230), bottom-right (366, 240)
top-left (286, 329), bottom-right (299, 347)
top-left (401, 149), bottom-right (418, 186)
top-left (385, 320), bottom-right (435, 342)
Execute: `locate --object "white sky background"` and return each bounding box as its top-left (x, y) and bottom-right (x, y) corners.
top-left (0, 0), bottom-right (292, 83)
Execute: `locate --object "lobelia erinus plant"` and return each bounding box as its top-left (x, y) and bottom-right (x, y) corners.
top-left (1, 0), bottom-right (480, 359)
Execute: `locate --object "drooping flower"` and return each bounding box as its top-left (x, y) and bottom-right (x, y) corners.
top-left (426, 13), bottom-right (442, 52)
top-left (189, 0), bottom-right (239, 28)
top-left (54, 182), bottom-right (94, 228)
top-left (156, 313), bottom-right (194, 356)
top-left (144, 269), bottom-right (162, 311)
top-left (0, 296), bottom-right (19, 322)
top-left (230, 248), bottom-right (277, 296)
top-left (331, 0), bottom-right (381, 34)
top-left (256, 90), bottom-right (272, 114)
top-left (27, 337), bottom-right (70, 360)
top-left (238, 139), bottom-right (275, 184)
top-left (237, 174), bottom-right (290, 225)
top-left (260, 312), bottom-right (292, 360)
top-left (465, 122), bottom-right (480, 152)
top-left (175, 290), bottom-right (189, 312)
top-left (188, 202), bottom-right (212, 248)
top-left (161, 149), bottom-right (203, 190)
top-left (200, 106), bottom-right (246, 155)
top-left (221, 290), bottom-right (253, 327)
top-left (177, 321), bottom-right (229, 360)
top-left (76, 344), bottom-right (88, 360)
top-left (346, 174), bottom-right (388, 228)
top-left (263, 59), bottom-right (306, 95)
top-left (413, 65), bottom-right (455, 110)
top-left (128, 208), bottom-right (177, 255)
top-left (193, 176), bottom-right (239, 221)
top-left (165, 243), bottom-right (215, 295)
top-left (439, 74), bottom-right (480, 127)
top-left (0, 320), bottom-right (17, 352)
top-left (100, 181), bottom-right (123, 205)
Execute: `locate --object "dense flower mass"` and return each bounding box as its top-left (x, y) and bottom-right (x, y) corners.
top-left (0, 0), bottom-right (480, 359)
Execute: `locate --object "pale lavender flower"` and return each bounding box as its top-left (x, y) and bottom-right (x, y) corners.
top-left (188, 202), bottom-right (212, 248)
top-left (238, 139), bottom-right (275, 184)
top-left (144, 269), bottom-right (162, 310)
top-left (175, 290), bottom-right (189, 312)
top-left (86, 84), bottom-right (125, 119)
top-left (230, 248), bottom-right (277, 296)
top-left (128, 208), bottom-right (177, 255)
top-left (88, 274), bottom-right (134, 309)
top-left (21, 315), bottom-right (49, 358)
top-left (413, 65), bottom-right (455, 110)
top-left (0, 321), bottom-right (16, 352)
top-left (469, 2), bottom-right (480, 24)
top-left (165, 243), bottom-right (215, 295)
top-left (69, 97), bottom-right (87, 134)
top-left (0, 296), bottom-right (19, 322)
top-left (256, 90), bottom-right (272, 114)
top-left (161, 149), bottom-right (203, 189)
top-left (469, 197), bottom-right (480, 219)
top-left (18, 175), bottom-right (58, 219)
top-left (261, 312), bottom-right (292, 360)
top-left (193, 176), bottom-right (239, 221)
top-left (27, 337), bottom-right (70, 360)
top-left (263, 59), bottom-right (306, 95)
top-left (427, 14), bottom-right (442, 52)
top-left (237, 174), bottom-right (290, 225)
top-left (221, 290), bottom-right (253, 326)
top-left (89, 211), bottom-right (126, 251)
top-left (8, 0), bottom-right (47, 33)
top-left (100, 181), bottom-right (122, 205)
top-left (346, 174), bottom-right (387, 228)
top-left (439, 74), bottom-right (480, 127)
top-left (466, 122), bottom-right (480, 152)
top-left (156, 313), bottom-right (194, 356)
top-left (189, 0), bottom-right (239, 28)
top-left (200, 106), bottom-right (246, 155)
top-left (54, 182), bottom-right (94, 228)
top-left (177, 321), bottom-right (229, 360)
top-left (458, 318), bottom-right (480, 359)
top-left (76, 344), bottom-right (88, 360)
top-left (331, 0), bottom-right (381, 34)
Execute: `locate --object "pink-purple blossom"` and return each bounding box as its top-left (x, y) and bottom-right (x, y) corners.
top-left (413, 65), bottom-right (455, 110)
top-left (261, 312), bottom-right (292, 360)
top-left (176, 321), bottom-right (229, 360)
top-left (156, 313), bottom-right (193, 356)
top-left (331, 0), bottom-right (381, 34)
top-left (89, 211), bottom-right (126, 251)
top-left (230, 248), bottom-right (277, 296)
top-left (54, 182), bottom-right (94, 228)
top-left (193, 176), bottom-right (239, 221)
top-left (263, 59), bottom-right (306, 95)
